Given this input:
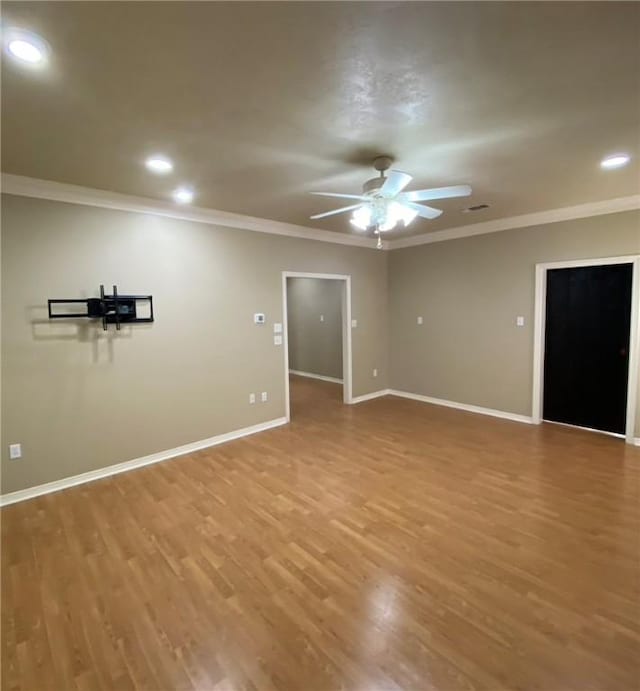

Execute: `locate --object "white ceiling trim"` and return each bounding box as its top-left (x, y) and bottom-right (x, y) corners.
top-left (387, 195), bottom-right (640, 249)
top-left (2, 174), bottom-right (637, 252)
top-left (0, 173), bottom-right (378, 249)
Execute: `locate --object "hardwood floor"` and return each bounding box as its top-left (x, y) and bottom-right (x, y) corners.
top-left (2, 375), bottom-right (639, 691)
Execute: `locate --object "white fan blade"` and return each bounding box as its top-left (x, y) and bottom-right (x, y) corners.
top-left (403, 201), bottom-right (443, 220)
top-left (310, 203), bottom-right (362, 220)
top-left (380, 170), bottom-right (412, 197)
top-left (311, 192), bottom-right (369, 201)
top-left (402, 185), bottom-right (472, 202)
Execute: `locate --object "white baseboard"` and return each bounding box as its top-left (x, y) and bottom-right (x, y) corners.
top-left (388, 389), bottom-right (534, 424)
top-left (0, 417), bottom-right (288, 507)
top-left (634, 437), bottom-right (640, 447)
top-left (289, 370), bottom-right (343, 384)
top-left (350, 389), bottom-right (391, 404)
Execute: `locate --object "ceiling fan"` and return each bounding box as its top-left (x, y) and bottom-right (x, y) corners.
top-left (310, 156), bottom-right (472, 247)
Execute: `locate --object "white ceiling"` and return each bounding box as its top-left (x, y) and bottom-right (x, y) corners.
top-left (2, 1), bottom-right (639, 238)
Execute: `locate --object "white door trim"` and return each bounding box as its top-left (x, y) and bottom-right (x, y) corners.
top-left (532, 254), bottom-right (640, 443)
top-left (282, 272), bottom-right (353, 421)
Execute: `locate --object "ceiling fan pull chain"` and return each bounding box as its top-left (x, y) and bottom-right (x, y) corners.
top-left (373, 226), bottom-right (382, 250)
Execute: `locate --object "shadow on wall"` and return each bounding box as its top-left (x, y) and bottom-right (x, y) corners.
top-left (27, 304), bottom-right (143, 364)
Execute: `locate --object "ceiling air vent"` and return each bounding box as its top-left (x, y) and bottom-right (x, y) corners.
top-left (462, 203), bottom-right (490, 213)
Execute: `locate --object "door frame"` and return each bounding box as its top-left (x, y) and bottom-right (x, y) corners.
top-left (532, 255), bottom-right (640, 443)
top-left (282, 272), bottom-right (353, 422)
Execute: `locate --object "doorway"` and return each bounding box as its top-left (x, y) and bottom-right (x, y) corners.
top-left (532, 256), bottom-right (640, 442)
top-left (282, 272), bottom-right (352, 421)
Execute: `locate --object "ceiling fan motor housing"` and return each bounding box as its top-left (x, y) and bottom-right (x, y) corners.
top-left (362, 176), bottom-right (386, 196)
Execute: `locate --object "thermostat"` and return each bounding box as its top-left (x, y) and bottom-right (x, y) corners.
top-left (254, 313), bottom-right (266, 324)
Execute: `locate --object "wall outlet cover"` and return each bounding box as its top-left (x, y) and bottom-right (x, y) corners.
top-left (9, 443), bottom-right (21, 460)
top-left (417, 316), bottom-right (424, 325)
top-left (249, 393), bottom-right (256, 404)
top-left (261, 392), bottom-right (268, 402)
top-left (254, 313), bottom-right (266, 324)
top-left (274, 335), bottom-right (283, 346)
top-left (351, 319), bottom-right (358, 328)
top-left (273, 322), bottom-right (283, 333)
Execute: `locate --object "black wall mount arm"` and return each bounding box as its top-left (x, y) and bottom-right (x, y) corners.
top-left (48, 284), bottom-right (154, 331)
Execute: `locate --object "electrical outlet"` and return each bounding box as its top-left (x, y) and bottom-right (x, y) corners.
top-left (320, 314), bottom-right (324, 322)
top-left (274, 335), bottom-right (283, 346)
top-left (417, 316), bottom-right (423, 325)
top-left (373, 368), bottom-right (378, 378)
top-left (249, 393), bottom-right (256, 404)
top-left (9, 443), bottom-right (21, 460)
top-left (261, 391), bottom-right (268, 402)
top-left (273, 322), bottom-right (283, 333)
top-left (516, 316), bottom-right (525, 327)
top-left (351, 319), bottom-right (358, 328)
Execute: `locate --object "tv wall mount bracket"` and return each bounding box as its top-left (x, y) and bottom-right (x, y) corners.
top-left (48, 284), bottom-right (154, 331)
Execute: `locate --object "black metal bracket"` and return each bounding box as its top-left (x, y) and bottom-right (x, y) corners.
top-left (48, 284), bottom-right (154, 331)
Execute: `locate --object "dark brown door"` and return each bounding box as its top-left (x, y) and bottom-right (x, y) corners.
top-left (543, 263), bottom-right (633, 435)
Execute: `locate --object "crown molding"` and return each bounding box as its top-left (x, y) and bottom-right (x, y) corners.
top-left (0, 173), bottom-right (378, 249)
top-left (2, 174), bottom-right (637, 252)
top-left (387, 195), bottom-right (640, 250)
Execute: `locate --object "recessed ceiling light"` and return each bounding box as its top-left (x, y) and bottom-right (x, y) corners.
top-left (172, 187), bottom-right (194, 204)
top-left (600, 153), bottom-right (631, 170)
top-left (5, 29), bottom-right (49, 65)
top-left (145, 155), bottom-right (173, 174)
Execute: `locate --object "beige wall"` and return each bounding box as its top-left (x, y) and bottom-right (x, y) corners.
top-left (1, 194), bottom-right (389, 493)
top-left (2, 195), bottom-right (637, 496)
top-left (287, 278), bottom-right (343, 380)
top-left (389, 210), bottom-right (640, 435)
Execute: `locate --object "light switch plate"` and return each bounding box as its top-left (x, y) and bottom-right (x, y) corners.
top-left (516, 316), bottom-right (525, 327)
top-left (273, 322), bottom-right (283, 333)
top-left (351, 319), bottom-right (358, 328)
top-left (261, 392), bottom-right (268, 402)
top-left (320, 314), bottom-right (324, 322)
top-left (249, 393), bottom-right (256, 404)
top-left (274, 335), bottom-right (283, 346)
top-left (417, 316), bottom-right (423, 325)
top-left (9, 443), bottom-right (21, 460)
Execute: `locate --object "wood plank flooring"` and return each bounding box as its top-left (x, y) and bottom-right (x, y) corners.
top-left (2, 375), bottom-right (639, 690)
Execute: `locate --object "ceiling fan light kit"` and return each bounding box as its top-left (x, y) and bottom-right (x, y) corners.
top-left (310, 156), bottom-right (472, 248)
